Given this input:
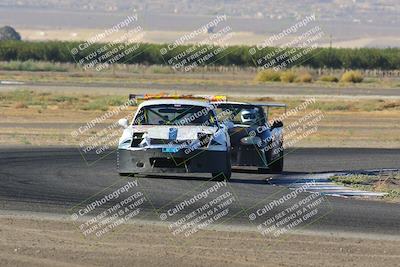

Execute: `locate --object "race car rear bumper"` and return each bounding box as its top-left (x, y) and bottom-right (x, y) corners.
top-left (117, 148), bottom-right (228, 174)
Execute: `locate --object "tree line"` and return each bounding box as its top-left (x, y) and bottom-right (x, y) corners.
top-left (0, 40), bottom-right (399, 70)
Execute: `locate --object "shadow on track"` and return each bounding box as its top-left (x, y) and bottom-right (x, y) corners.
top-left (134, 170), bottom-right (309, 185)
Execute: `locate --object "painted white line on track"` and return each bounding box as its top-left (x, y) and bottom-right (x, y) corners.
top-left (268, 171), bottom-right (392, 198)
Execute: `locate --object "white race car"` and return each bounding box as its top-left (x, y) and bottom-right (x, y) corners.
top-left (117, 95), bottom-right (231, 180)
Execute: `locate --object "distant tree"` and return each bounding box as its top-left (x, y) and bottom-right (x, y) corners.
top-left (0, 26), bottom-right (21, 41)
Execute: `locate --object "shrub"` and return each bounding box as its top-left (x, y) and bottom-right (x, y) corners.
top-left (297, 72), bottom-right (313, 83)
top-left (320, 75), bottom-right (339, 83)
top-left (0, 26), bottom-right (21, 41)
top-left (255, 69), bottom-right (281, 82)
top-left (81, 96), bottom-right (125, 111)
top-left (13, 102), bottom-right (28, 108)
top-left (379, 101), bottom-right (400, 110)
top-left (6, 90), bottom-right (33, 102)
top-left (0, 60), bottom-right (67, 72)
top-left (52, 95), bottom-right (78, 103)
top-left (340, 71), bottom-right (364, 83)
top-left (280, 71), bottom-right (297, 83)
top-left (148, 65), bottom-right (174, 74)
top-left (309, 102), bottom-right (351, 111)
top-left (106, 96), bottom-right (125, 106)
top-left (82, 100), bottom-right (108, 111)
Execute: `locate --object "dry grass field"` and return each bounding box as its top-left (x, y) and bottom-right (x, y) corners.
top-left (0, 89), bottom-right (399, 148)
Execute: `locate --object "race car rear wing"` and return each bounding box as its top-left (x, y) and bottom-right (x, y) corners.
top-left (128, 93), bottom-right (227, 104)
top-left (252, 102), bottom-right (287, 114)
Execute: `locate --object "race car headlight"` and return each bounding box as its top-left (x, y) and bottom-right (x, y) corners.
top-left (131, 132), bottom-right (145, 147)
top-left (240, 136), bottom-right (261, 145)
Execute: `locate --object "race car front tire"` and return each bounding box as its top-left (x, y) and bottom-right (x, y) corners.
top-left (212, 169), bottom-right (231, 181)
top-left (258, 143), bottom-right (284, 173)
top-left (257, 167), bottom-right (269, 174)
top-left (268, 147), bottom-right (284, 173)
top-left (212, 151), bottom-right (232, 181)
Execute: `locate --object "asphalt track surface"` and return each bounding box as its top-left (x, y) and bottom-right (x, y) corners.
top-left (0, 147), bottom-right (399, 237)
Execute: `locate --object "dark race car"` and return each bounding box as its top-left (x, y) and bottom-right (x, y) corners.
top-left (214, 102), bottom-right (286, 173)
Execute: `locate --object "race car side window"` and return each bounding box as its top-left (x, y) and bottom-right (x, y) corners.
top-left (133, 108), bottom-right (145, 125)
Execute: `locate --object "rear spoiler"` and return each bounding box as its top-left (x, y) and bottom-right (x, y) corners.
top-left (128, 93), bottom-right (227, 105)
top-left (251, 103), bottom-right (287, 114)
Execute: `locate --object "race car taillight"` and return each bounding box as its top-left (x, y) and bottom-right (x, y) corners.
top-left (131, 132), bottom-right (144, 147)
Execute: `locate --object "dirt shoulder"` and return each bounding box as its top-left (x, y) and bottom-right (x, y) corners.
top-left (0, 215), bottom-right (399, 267)
top-left (331, 171), bottom-right (400, 202)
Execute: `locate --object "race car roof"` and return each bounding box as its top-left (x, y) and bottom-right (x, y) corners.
top-left (137, 99), bottom-right (213, 109)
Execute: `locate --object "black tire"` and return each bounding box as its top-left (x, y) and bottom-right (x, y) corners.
top-left (257, 167), bottom-right (269, 174)
top-left (212, 151), bottom-right (231, 181)
top-left (212, 169), bottom-right (231, 181)
top-left (212, 172), bottom-right (230, 181)
top-left (268, 147), bottom-right (284, 173)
